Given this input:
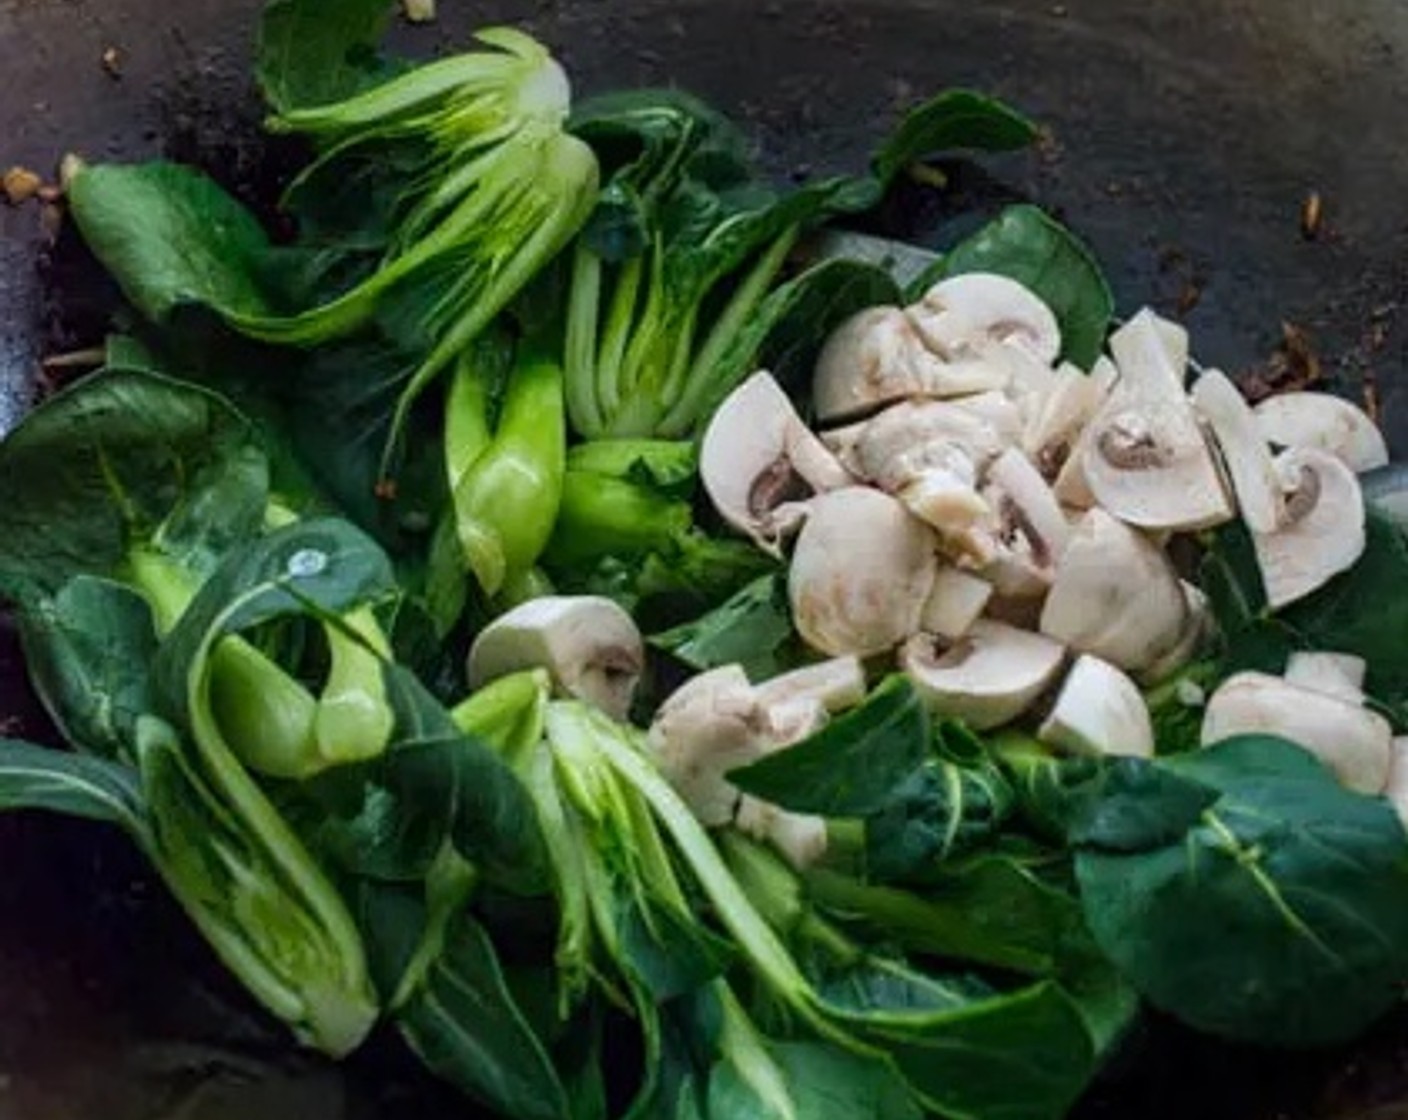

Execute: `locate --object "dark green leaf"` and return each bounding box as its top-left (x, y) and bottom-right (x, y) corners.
top-left (940, 204), bottom-right (1114, 369)
top-left (872, 88), bottom-right (1039, 186)
top-left (766, 1042), bottom-right (923, 1120)
top-left (291, 664), bottom-right (550, 891)
top-left (68, 163), bottom-right (276, 324)
top-left (0, 739), bottom-right (147, 837)
top-left (257, 0), bottom-right (398, 115)
top-left (729, 677), bottom-right (930, 817)
top-left (18, 577), bottom-right (158, 761)
top-left (1075, 735), bottom-right (1408, 1046)
top-left (0, 369), bottom-right (269, 604)
top-left (397, 916), bottom-right (571, 1120)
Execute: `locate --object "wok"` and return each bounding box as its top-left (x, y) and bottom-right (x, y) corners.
top-left (1, 1), bottom-right (1407, 1117)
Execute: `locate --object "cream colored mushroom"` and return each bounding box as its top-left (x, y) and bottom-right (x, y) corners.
top-left (1283, 651), bottom-right (1367, 704)
top-left (754, 656), bottom-right (868, 714)
top-left (970, 447), bottom-right (1072, 601)
top-left (812, 306), bottom-right (1008, 424)
top-left (1191, 368), bottom-right (1285, 534)
top-left (920, 567), bottom-right (994, 641)
top-left (1040, 508), bottom-right (1188, 674)
top-left (1253, 392), bottom-right (1389, 473)
top-left (701, 370), bottom-right (852, 555)
top-left (907, 273), bottom-right (1061, 365)
top-left (1023, 359), bottom-right (1114, 480)
top-left (1201, 671), bottom-right (1392, 795)
top-left (1136, 581), bottom-right (1211, 686)
top-left (1039, 654), bottom-right (1155, 758)
top-left (1083, 311), bottom-right (1234, 531)
top-left (788, 487), bottom-right (938, 657)
top-left (1252, 447), bottom-right (1366, 609)
top-left (646, 666), bottom-right (766, 827)
top-left (898, 619), bottom-right (1066, 731)
top-left (467, 596), bottom-right (644, 721)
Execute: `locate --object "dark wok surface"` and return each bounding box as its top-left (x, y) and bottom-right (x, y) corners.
top-left (2, 1), bottom-right (1408, 1117)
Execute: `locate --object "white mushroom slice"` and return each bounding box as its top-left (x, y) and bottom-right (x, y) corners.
top-left (950, 390), bottom-right (1025, 446)
top-left (754, 657), bottom-right (867, 714)
top-left (818, 420), bottom-right (868, 477)
top-left (899, 620), bottom-right (1065, 731)
top-left (1253, 392), bottom-right (1390, 473)
top-left (987, 448), bottom-right (1072, 560)
top-left (854, 399), bottom-right (1009, 489)
top-left (1387, 739), bottom-right (1408, 831)
top-left (788, 488), bottom-right (939, 657)
top-left (1085, 310), bottom-right (1234, 531)
top-left (1039, 655), bottom-right (1155, 759)
top-left (907, 273), bottom-right (1061, 365)
top-left (736, 794), bottom-right (830, 871)
top-left (1191, 368), bottom-right (1284, 534)
top-left (1201, 671), bottom-right (1392, 795)
top-left (468, 596), bottom-right (644, 721)
top-left (1253, 447), bottom-right (1366, 609)
top-left (813, 306), bottom-right (1008, 423)
top-left (1284, 652), bottom-right (1367, 704)
top-left (994, 338), bottom-right (1060, 427)
top-left (646, 666), bottom-right (766, 826)
top-left (920, 567), bottom-right (993, 641)
top-left (1022, 361), bottom-right (1111, 479)
top-left (701, 371), bottom-right (851, 555)
top-left (1136, 581), bottom-right (1211, 685)
top-left (1108, 309), bottom-right (1188, 397)
top-left (1040, 508), bottom-right (1188, 674)
top-left (1051, 422), bottom-right (1101, 510)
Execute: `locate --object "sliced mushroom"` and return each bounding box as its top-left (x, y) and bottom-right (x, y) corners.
top-left (986, 448), bottom-right (1071, 559)
top-left (1253, 447), bottom-right (1366, 609)
top-left (1136, 581), bottom-right (1211, 685)
top-left (1253, 392), bottom-right (1389, 473)
top-left (789, 487), bottom-right (939, 657)
top-left (1084, 312), bottom-right (1234, 531)
top-left (970, 449), bottom-right (1071, 600)
top-left (1108, 308), bottom-right (1188, 397)
top-left (754, 656), bottom-right (868, 714)
top-left (813, 306), bottom-right (1008, 423)
top-left (907, 273), bottom-right (1061, 365)
top-left (468, 596), bottom-right (644, 721)
top-left (646, 666), bottom-right (767, 826)
top-left (1283, 651), bottom-right (1367, 704)
top-left (854, 399), bottom-right (1010, 490)
top-left (1201, 671), bottom-right (1392, 795)
top-left (920, 566), bottom-right (993, 641)
top-left (1039, 654), bottom-right (1155, 758)
top-left (951, 390), bottom-right (1025, 446)
top-left (701, 370), bottom-right (851, 554)
top-left (1040, 508), bottom-right (1188, 674)
top-left (1387, 738), bottom-right (1408, 831)
top-left (1023, 361), bottom-right (1112, 480)
top-left (736, 790), bottom-right (829, 871)
top-left (1191, 368), bottom-right (1284, 534)
top-left (899, 619), bottom-right (1066, 730)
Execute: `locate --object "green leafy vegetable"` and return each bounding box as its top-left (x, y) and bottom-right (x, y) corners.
top-left (1073, 736), bottom-right (1408, 1046)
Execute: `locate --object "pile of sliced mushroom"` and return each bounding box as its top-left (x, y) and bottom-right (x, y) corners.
top-left (697, 272), bottom-right (1389, 782)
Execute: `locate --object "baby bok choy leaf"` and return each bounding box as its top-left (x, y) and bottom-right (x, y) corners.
top-left (561, 88), bottom-right (1037, 439)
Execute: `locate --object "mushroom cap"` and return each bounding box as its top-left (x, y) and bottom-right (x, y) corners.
top-left (1039, 654), bottom-right (1155, 758)
top-left (1135, 581), bottom-right (1212, 686)
top-left (908, 273), bottom-right (1061, 365)
top-left (646, 665), bottom-right (766, 826)
top-left (1284, 651), bottom-right (1368, 704)
top-left (1040, 508), bottom-right (1189, 673)
top-left (1191, 368), bottom-right (1285, 534)
top-left (1085, 312), bottom-right (1234, 532)
top-left (1201, 671), bottom-right (1392, 795)
top-left (754, 657), bottom-right (868, 714)
top-left (1252, 447), bottom-right (1366, 609)
top-left (788, 487), bottom-right (939, 657)
top-left (1253, 392), bottom-right (1390, 473)
top-left (899, 619), bottom-right (1066, 731)
top-left (854, 399), bottom-right (1009, 490)
top-left (1022, 361), bottom-right (1112, 479)
top-left (812, 306), bottom-right (1008, 424)
top-left (920, 566), bottom-right (994, 641)
top-left (701, 370), bottom-right (851, 554)
top-left (467, 595), bottom-right (644, 721)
